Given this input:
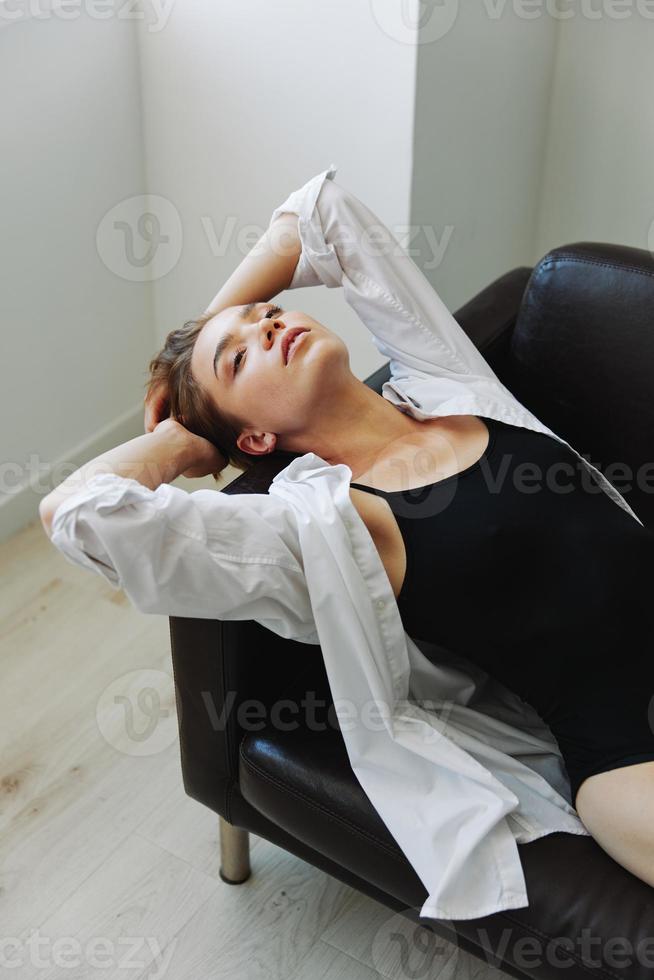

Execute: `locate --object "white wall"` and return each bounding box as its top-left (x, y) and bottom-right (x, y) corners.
top-left (0, 8), bottom-right (152, 542)
top-left (135, 0), bottom-right (418, 490)
top-left (534, 13), bottom-right (654, 259)
top-left (411, 4), bottom-right (560, 311)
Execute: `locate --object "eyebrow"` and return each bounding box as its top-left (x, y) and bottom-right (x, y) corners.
top-left (212, 303), bottom-right (259, 379)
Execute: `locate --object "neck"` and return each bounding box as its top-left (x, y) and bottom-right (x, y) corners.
top-left (278, 375), bottom-right (421, 479)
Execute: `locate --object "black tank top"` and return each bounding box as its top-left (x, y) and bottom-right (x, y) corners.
top-left (350, 416), bottom-right (653, 717)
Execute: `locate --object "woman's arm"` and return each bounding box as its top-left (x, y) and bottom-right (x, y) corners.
top-left (42, 454), bottom-right (317, 640)
top-left (144, 212), bottom-right (303, 432)
top-left (266, 165), bottom-right (505, 385)
top-left (39, 420), bottom-right (223, 538)
top-left (202, 212), bottom-right (302, 317)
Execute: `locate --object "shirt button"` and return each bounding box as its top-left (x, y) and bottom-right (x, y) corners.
top-left (376, 599), bottom-right (385, 610)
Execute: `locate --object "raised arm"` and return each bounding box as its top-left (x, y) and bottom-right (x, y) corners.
top-left (39, 419), bottom-right (224, 539)
top-left (202, 212), bottom-right (302, 318)
top-left (45, 470), bottom-right (317, 638)
top-left (267, 165), bottom-right (505, 386)
top-left (145, 211), bottom-right (304, 432)
top-left (39, 423), bottom-right (317, 639)
top-left (201, 164), bottom-right (340, 318)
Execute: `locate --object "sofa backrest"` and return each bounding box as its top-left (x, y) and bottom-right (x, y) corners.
top-left (504, 242), bottom-right (654, 528)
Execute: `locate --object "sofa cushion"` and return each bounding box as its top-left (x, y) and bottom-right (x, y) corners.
top-left (240, 718), bottom-right (654, 979)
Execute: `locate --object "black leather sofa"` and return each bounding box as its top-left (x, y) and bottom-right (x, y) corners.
top-left (168, 242), bottom-right (654, 979)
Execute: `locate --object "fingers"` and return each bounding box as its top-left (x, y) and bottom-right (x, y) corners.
top-left (144, 391), bottom-right (170, 434)
top-left (143, 393), bottom-right (157, 433)
top-left (144, 404), bottom-right (162, 434)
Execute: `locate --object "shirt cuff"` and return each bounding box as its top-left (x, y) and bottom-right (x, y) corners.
top-left (49, 473), bottom-right (156, 588)
top-left (268, 163), bottom-right (343, 290)
top-left (50, 472), bottom-right (151, 525)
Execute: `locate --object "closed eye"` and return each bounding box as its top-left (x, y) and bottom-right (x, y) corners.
top-left (233, 304), bottom-right (283, 374)
top-left (233, 347), bottom-right (246, 373)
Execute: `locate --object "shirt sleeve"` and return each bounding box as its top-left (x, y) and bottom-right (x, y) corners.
top-left (49, 473), bottom-right (319, 643)
top-left (268, 164), bottom-right (501, 384)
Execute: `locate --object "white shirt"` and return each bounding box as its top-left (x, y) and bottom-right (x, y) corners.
top-left (50, 165), bottom-right (643, 921)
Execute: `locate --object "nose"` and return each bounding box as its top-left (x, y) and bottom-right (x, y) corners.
top-left (258, 313), bottom-right (284, 350)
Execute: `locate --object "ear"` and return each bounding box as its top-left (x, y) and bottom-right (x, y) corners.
top-left (236, 430), bottom-right (277, 456)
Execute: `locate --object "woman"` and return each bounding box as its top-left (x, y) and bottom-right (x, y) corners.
top-left (42, 166), bottom-right (654, 913)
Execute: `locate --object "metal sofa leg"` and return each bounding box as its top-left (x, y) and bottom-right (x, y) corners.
top-left (219, 816), bottom-right (252, 884)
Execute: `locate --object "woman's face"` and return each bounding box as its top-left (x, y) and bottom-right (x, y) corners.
top-left (191, 301), bottom-right (349, 456)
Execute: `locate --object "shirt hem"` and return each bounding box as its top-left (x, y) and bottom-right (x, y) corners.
top-left (419, 891), bottom-right (530, 921)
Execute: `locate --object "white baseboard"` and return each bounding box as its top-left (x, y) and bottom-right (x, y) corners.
top-left (1, 404), bottom-right (147, 546)
top-left (1, 402), bottom-right (246, 546)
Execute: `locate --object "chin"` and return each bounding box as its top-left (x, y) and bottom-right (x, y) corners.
top-left (312, 333), bottom-right (349, 367)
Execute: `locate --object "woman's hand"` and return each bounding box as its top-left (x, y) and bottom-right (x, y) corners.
top-left (144, 380), bottom-right (170, 434)
top-left (153, 418), bottom-right (229, 480)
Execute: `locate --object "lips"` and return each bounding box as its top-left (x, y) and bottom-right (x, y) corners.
top-left (282, 328), bottom-right (309, 365)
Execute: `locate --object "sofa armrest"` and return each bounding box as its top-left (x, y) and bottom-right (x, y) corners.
top-left (169, 616), bottom-right (330, 819)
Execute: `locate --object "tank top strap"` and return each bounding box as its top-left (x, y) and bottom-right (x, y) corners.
top-left (349, 481), bottom-right (382, 495)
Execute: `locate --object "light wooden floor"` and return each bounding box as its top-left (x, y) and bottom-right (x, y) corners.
top-left (0, 515), bottom-right (509, 980)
